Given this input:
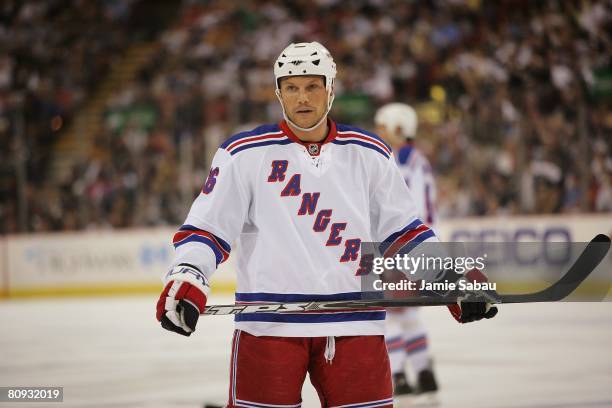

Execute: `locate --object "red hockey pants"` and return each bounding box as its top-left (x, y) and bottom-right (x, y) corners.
top-left (227, 330), bottom-right (393, 408)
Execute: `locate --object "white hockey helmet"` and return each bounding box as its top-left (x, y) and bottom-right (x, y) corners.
top-left (374, 103), bottom-right (418, 139)
top-left (274, 42), bottom-right (336, 92)
top-left (274, 42), bottom-right (337, 132)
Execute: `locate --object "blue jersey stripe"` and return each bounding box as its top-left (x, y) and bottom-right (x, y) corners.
top-left (229, 139), bottom-right (292, 155)
top-left (385, 335), bottom-right (403, 344)
top-left (332, 139), bottom-right (390, 158)
top-left (397, 145), bottom-right (414, 165)
top-left (405, 334), bottom-right (427, 345)
top-left (379, 229), bottom-right (435, 256)
top-left (179, 224), bottom-right (231, 252)
top-left (406, 344), bottom-right (427, 355)
top-left (412, 229), bottom-right (435, 243)
top-left (336, 124), bottom-right (392, 152)
top-left (381, 219), bottom-right (423, 247)
top-left (174, 235), bottom-right (225, 266)
top-left (235, 311), bottom-right (386, 323)
top-left (220, 124), bottom-right (281, 149)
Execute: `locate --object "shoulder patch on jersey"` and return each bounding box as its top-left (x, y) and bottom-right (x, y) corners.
top-left (333, 123), bottom-right (392, 159)
top-left (221, 124), bottom-right (290, 155)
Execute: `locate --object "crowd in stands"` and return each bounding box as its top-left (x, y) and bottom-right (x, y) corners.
top-left (0, 0), bottom-right (174, 232)
top-left (2, 0), bottom-right (611, 232)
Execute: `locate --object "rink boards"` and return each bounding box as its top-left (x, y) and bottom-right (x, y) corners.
top-left (1, 214), bottom-right (611, 298)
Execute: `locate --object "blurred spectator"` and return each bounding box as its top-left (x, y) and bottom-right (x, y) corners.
top-left (2, 0), bottom-right (611, 233)
top-left (0, 0), bottom-right (174, 233)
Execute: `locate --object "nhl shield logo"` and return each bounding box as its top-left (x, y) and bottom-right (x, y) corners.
top-left (307, 144), bottom-right (320, 155)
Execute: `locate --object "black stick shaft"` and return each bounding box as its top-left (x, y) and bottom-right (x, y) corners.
top-left (203, 235), bottom-right (610, 316)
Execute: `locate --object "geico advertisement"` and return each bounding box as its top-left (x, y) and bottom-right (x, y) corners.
top-left (436, 215), bottom-right (612, 242)
top-left (435, 215), bottom-right (612, 275)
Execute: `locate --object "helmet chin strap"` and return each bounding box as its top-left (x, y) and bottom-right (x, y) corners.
top-left (275, 89), bottom-right (335, 133)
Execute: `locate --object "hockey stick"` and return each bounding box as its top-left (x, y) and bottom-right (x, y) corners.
top-left (203, 234), bottom-right (611, 316)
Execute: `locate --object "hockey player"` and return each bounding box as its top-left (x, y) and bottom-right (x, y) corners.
top-left (375, 103), bottom-right (439, 399)
top-left (156, 42), bottom-right (497, 407)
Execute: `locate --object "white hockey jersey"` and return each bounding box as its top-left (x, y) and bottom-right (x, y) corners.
top-left (169, 120), bottom-right (437, 337)
top-left (394, 144), bottom-right (437, 226)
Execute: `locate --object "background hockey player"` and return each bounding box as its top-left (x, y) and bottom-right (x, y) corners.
top-left (375, 103), bottom-right (439, 399)
top-left (156, 41), bottom-right (497, 407)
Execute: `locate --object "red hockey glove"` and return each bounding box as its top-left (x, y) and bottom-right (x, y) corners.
top-left (448, 268), bottom-right (498, 324)
top-left (156, 265), bottom-right (209, 336)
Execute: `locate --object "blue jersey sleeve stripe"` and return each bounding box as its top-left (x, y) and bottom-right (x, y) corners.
top-left (410, 228), bottom-right (435, 243)
top-left (379, 229), bottom-right (436, 258)
top-left (174, 225), bottom-right (231, 265)
top-left (381, 219), bottom-right (423, 246)
top-left (397, 145), bottom-right (414, 165)
top-left (332, 140), bottom-right (390, 158)
top-left (235, 311), bottom-right (386, 323)
top-left (386, 335), bottom-right (403, 343)
top-left (229, 139), bottom-right (292, 155)
top-left (405, 334), bottom-right (427, 346)
top-left (220, 124), bottom-right (281, 149)
top-left (173, 235), bottom-right (225, 265)
top-left (225, 132), bottom-right (285, 153)
top-left (179, 224), bottom-right (231, 252)
top-left (336, 132), bottom-right (392, 155)
top-left (336, 124), bottom-right (392, 152)
top-left (390, 229), bottom-right (436, 254)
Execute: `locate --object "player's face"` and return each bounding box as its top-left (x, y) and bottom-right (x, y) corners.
top-left (279, 76), bottom-right (329, 128)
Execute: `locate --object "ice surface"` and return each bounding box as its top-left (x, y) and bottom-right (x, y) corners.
top-left (1, 294), bottom-right (611, 407)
